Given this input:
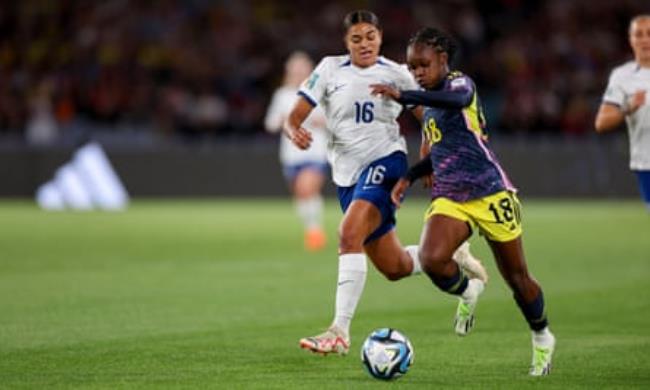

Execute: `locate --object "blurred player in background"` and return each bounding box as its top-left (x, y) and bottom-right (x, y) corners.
top-left (285, 10), bottom-right (486, 356)
top-left (265, 51), bottom-right (329, 251)
top-left (595, 15), bottom-right (650, 210)
top-left (372, 27), bottom-right (555, 376)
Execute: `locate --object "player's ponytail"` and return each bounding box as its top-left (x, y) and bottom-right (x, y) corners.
top-left (408, 27), bottom-right (457, 63)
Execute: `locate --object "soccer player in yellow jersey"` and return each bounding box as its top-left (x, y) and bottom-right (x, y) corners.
top-left (286, 12), bottom-right (487, 357)
top-left (372, 27), bottom-right (555, 376)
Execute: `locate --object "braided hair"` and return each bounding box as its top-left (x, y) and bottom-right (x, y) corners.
top-left (343, 10), bottom-right (381, 31)
top-left (408, 27), bottom-right (457, 63)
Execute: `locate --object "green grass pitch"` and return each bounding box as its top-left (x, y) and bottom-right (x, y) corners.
top-left (0, 199), bottom-right (648, 389)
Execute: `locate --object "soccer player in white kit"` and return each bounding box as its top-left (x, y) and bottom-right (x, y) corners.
top-left (285, 10), bottom-right (487, 356)
top-left (595, 15), bottom-right (650, 210)
top-left (265, 51), bottom-right (329, 251)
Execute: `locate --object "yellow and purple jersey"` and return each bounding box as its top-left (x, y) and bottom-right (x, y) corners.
top-left (399, 71), bottom-right (515, 202)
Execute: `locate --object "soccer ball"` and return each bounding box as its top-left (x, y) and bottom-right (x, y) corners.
top-left (360, 328), bottom-right (414, 380)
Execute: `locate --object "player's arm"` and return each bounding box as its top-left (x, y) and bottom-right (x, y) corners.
top-left (264, 93), bottom-right (285, 134)
top-left (409, 105), bottom-right (424, 122)
top-left (404, 156), bottom-right (434, 183)
top-left (419, 130), bottom-right (430, 159)
top-left (370, 84), bottom-right (472, 109)
top-left (595, 91), bottom-right (646, 133)
top-left (284, 96), bottom-right (314, 149)
top-left (419, 132), bottom-right (433, 188)
top-left (398, 88), bottom-right (472, 109)
top-left (594, 103), bottom-right (625, 133)
top-left (391, 156), bottom-right (434, 207)
top-left (286, 57), bottom-right (331, 149)
top-left (403, 104), bottom-right (434, 189)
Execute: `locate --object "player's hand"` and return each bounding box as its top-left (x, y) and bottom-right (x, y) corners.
top-left (422, 174), bottom-right (433, 189)
top-left (391, 178), bottom-right (410, 208)
top-left (287, 126), bottom-right (313, 149)
top-left (626, 90), bottom-right (646, 115)
top-left (370, 84), bottom-right (401, 100)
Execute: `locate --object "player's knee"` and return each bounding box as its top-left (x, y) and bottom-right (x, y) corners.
top-left (338, 225), bottom-right (365, 253)
top-left (380, 267), bottom-right (405, 282)
top-left (294, 187), bottom-right (310, 199)
top-left (294, 181), bottom-right (317, 198)
top-left (419, 247), bottom-right (449, 275)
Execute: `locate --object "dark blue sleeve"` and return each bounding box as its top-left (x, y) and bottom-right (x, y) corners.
top-left (398, 88), bottom-right (473, 109)
top-left (404, 156), bottom-right (433, 183)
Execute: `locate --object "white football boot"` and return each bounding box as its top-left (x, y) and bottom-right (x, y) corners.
top-left (299, 325), bottom-right (350, 356)
top-left (530, 329), bottom-right (555, 376)
top-left (454, 278), bottom-right (485, 336)
top-left (452, 241), bottom-right (489, 284)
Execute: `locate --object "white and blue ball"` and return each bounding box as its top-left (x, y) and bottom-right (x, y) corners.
top-left (360, 328), bottom-right (414, 380)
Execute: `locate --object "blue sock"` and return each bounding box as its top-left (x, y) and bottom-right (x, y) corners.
top-left (515, 291), bottom-right (548, 331)
top-left (430, 266), bottom-right (468, 296)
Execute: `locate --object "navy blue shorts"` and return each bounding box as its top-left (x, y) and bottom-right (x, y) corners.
top-left (634, 170), bottom-right (650, 207)
top-left (337, 151), bottom-right (408, 244)
top-left (282, 161), bottom-right (329, 182)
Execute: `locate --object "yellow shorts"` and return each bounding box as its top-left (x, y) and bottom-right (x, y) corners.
top-left (424, 190), bottom-right (523, 242)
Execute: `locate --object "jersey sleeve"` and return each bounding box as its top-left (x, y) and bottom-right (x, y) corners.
top-left (602, 70), bottom-right (625, 108)
top-left (450, 74), bottom-right (474, 92)
top-left (298, 57), bottom-right (332, 107)
top-left (398, 74), bottom-right (475, 109)
top-left (264, 89), bottom-right (286, 133)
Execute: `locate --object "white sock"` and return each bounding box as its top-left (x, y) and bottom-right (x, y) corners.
top-left (333, 253), bottom-right (367, 335)
top-left (461, 278), bottom-right (484, 302)
top-left (295, 195), bottom-right (323, 230)
top-left (532, 327), bottom-right (554, 347)
top-left (405, 245), bottom-right (422, 275)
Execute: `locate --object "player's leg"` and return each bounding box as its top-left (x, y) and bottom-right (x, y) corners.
top-left (301, 152), bottom-right (409, 355)
top-left (363, 230), bottom-right (420, 280)
top-left (419, 214), bottom-right (485, 336)
top-left (364, 230), bottom-right (485, 282)
top-left (478, 191), bottom-right (555, 375)
top-left (358, 151), bottom-right (484, 283)
top-left (634, 170), bottom-right (650, 211)
top-left (332, 149), bottom-right (409, 333)
top-left (293, 166), bottom-right (327, 251)
top-left (488, 237), bottom-right (555, 376)
top-left (299, 198), bottom-right (380, 356)
top-left (333, 198), bottom-right (384, 331)
top-left (358, 166), bottom-right (420, 281)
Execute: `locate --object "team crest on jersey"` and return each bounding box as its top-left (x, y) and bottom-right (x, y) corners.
top-left (424, 117), bottom-right (442, 145)
top-left (450, 77), bottom-right (467, 90)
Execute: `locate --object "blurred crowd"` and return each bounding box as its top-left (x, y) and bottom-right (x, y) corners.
top-left (0, 0), bottom-right (647, 145)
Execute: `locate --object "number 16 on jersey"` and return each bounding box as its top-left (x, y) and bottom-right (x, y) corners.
top-left (355, 101), bottom-right (374, 123)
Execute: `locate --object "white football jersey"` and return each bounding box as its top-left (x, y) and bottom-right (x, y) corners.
top-left (298, 55), bottom-right (419, 186)
top-left (265, 86), bottom-right (328, 166)
top-left (603, 61), bottom-right (650, 170)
